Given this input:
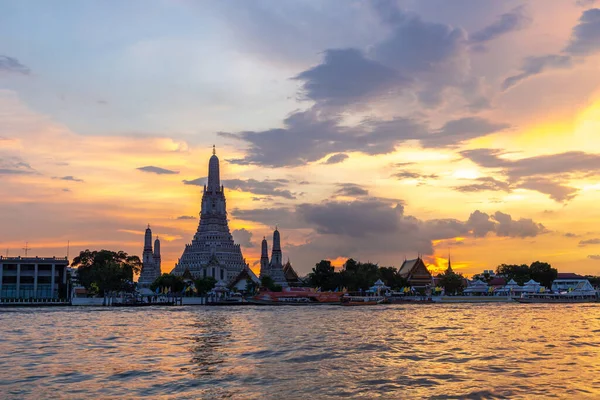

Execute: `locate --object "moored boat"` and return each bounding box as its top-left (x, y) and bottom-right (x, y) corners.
top-left (248, 287), bottom-right (344, 305)
top-left (341, 294), bottom-right (385, 306)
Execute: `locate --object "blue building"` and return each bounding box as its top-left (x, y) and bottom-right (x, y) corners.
top-left (0, 256), bottom-right (69, 299)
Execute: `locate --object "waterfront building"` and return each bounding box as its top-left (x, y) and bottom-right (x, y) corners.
top-left (138, 225), bottom-right (162, 288)
top-left (229, 266), bottom-right (260, 293)
top-left (0, 256), bottom-right (69, 299)
top-left (283, 259), bottom-right (303, 286)
top-left (398, 256), bottom-right (433, 288)
top-left (258, 229), bottom-right (289, 288)
top-left (171, 147), bottom-right (248, 282)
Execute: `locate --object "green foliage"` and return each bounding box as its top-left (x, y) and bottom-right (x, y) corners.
top-left (151, 273), bottom-right (185, 293)
top-left (194, 276), bottom-right (217, 295)
top-left (529, 261), bottom-right (557, 288)
top-left (260, 275), bottom-right (282, 292)
top-left (438, 265), bottom-right (465, 294)
top-left (245, 278), bottom-right (258, 295)
top-left (495, 262), bottom-right (557, 286)
top-left (307, 258), bottom-right (409, 292)
top-left (307, 260), bottom-right (337, 291)
top-left (72, 249), bottom-right (141, 296)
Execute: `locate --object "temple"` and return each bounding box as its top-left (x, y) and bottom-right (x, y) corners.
top-left (398, 256), bottom-right (433, 289)
top-left (259, 228), bottom-right (302, 288)
top-left (170, 147), bottom-right (249, 282)
top-left (138, 225), bottom-right (161, 288)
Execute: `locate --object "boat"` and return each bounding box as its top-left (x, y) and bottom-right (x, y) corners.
top-left (341, 294), bottom-right (385, 306)
top-left (516, 278), bottom-right (598, 303)
top-left (247, 287), bottom-right (344, 305)
top-left (385, 291), bottom-right (433, 304)
top-left (206, 293), bottom-right (252, 306)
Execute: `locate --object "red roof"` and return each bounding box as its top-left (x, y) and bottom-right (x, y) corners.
top-left (557, 273), bottom-right (584, 279)
top-left (488, 277), bottom-right (506, 286)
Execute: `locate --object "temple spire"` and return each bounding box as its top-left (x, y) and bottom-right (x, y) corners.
top-left (207, 146), bottom-right (220, 192)
top-left (212, 144), bottom-right (216, 156)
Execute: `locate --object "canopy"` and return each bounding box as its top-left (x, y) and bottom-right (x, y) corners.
top-left (213, 280), bottom-right (229, 292)
top-left (373, 279), bottom-right (386, 287)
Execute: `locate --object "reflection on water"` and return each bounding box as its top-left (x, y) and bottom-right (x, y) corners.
top-left (1, 304), bottom-right (600, 399)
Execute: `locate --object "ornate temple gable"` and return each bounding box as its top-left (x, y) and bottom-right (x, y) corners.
top-left (399, 257), bottom-right (432, 288)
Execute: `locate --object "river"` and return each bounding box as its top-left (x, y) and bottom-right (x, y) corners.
top-left (1, 304), bottom-right (600, 399)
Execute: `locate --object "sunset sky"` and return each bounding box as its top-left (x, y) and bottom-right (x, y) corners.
top-left (2, 0), bottom-right (600, 277)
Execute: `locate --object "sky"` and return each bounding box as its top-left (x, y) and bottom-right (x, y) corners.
top-left (2, 0), bottom-right (600, 277)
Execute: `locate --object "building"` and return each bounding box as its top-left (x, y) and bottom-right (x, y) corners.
top-left (138, 225), bottom-right (162, 288)
top-left (229, 266), bottom-right (260, 293)
top-left (171, 147), bottom-right (248, 282)
top-left (258, 228), bottom-right (290, 288)
top-left (283, 259), bottom-right (303, 286)
top-left (398, 256), bottom-right (433, 288)
top-left (0, 256), bottom-right (69, 299)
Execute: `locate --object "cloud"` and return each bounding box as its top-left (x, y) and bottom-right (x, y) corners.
top-left (517, 178), bottom-right (578, 202)
top-left (0, 157), bottom-right (36, 175)
top-left (176, 215), bottom-right (196, 220)
top-left (232, 228), bottom-right (255, 248)
top-left (587, 254), bottom-right (600, 260)
top-left (393, 171), bottom-right (439, 180)
top-left (492, 211), bottom-right (548, 238)
top-left (137, 166), bottom-right (179, 175)
top-left (0, 55), bottom-right (30, 75)
top-left (564, 8), bottom-right (600, 55)
top-left (232, 207), bottom-right (309, 230)
top-left (503, 8), bottom-right (600, 89)
top-left (183, 176), bottom-right (296, 199)
top-left (324, 153), bottom-right (349, 165)
top-left (454, 177), bottom-right (510, 193)
top-left (53, 176), bottom-right (84, 183)
top-left (502, 54), bottom-right (572, 90)
top-left (466, 210), bottom-right (497, 237)
top-left (222, 109), bottom-right (507, 167)
top-left (470, 6), bottom-right (532, 45)
top-left (293, 48), bottom-right (406, 106)
top-left (579, 238), bottom-right (600, 246)
top-left (564, 232), bottom-right (579, 238)
top-left (576, 0), bottom-right (597, 7)
top-left (334, 183), bottom-right (369, 197)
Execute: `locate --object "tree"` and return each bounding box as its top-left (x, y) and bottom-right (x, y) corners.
top-left (496, 264), bottom-right (530, 285)
top-left (378, 266), bottom-right (409, 290)
top-left (437, 265), bottom-right (465, 295)
top-left (194, 276), bottom-right (217, 295)
top-left (308, 260), bottom-right (337, 291)
top-left (151, 273), bottom-right (185, 293)
top-left (72, 249), bottom-right (141, 296)
top-left (529, 261), bottom-right (557, 288)
top-left (245, 278), bottom-right (258, 295)
top-left (260, 275), bottom-right (282, 292)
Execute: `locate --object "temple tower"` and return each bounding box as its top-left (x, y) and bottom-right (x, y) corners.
top-left (171, 147), bottom-right (247, 282)
top-left (260, 237), bottom-right (269, 278)
top-left (153, 236), bottom-right (162, 276)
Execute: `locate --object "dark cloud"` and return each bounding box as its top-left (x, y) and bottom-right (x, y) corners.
top-left (324, 153), bottom-right (349, 165)
top-left (587, 254), bottom-right (600, 260)
top-left (579, 238), bottom-right (600, 246)
top-left (137, 166), bottom-right (179, 175)
top-left (0, 157), bottom-right (36, 175)
top-left (293, 48), bottom-right (406, 106)
top-left (53, 176), bottom-right (84, 183)
top-left (492, 211), bottom-right (548, 238)
top-left (503, 8), bottom-right (600, 89)
top-left (564, 8), bottom-right (600, 55)
top-left (420, 117), bottom-right (510, 148)
top-left (176, 215), bottom-right (196, 220)
top-left (564, 232), bottom-right (579, 238)
top-left (470, 6), bottom-right (532, 45)
top-left (0, 55), bottom-right (30, 75)
top-left (462, 149), bottom-right (600, 179)
top-left (334, 183), bottom-right (369, 197)
top-left (517, 178), bottom-right (578, 202)
top-left (222, 110), bottom-right (506, 167)
top-left (232, 228), bottom-right (255, 248)
top-left (454, 177), bottom-right (510, 193)
top-left (297, 200), bottom-right (403, 237)
top-left (265, 199), bottom-right (547, 272)
top-left (183, 176), bottom-right (296, 199)
top-left (393, 171), bottom-right (439, 180)
top-left (502, 54), bottom-right (572, 90)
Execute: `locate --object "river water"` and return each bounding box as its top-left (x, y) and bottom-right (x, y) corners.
top-left (1, 304), bottom-right (600, 399)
